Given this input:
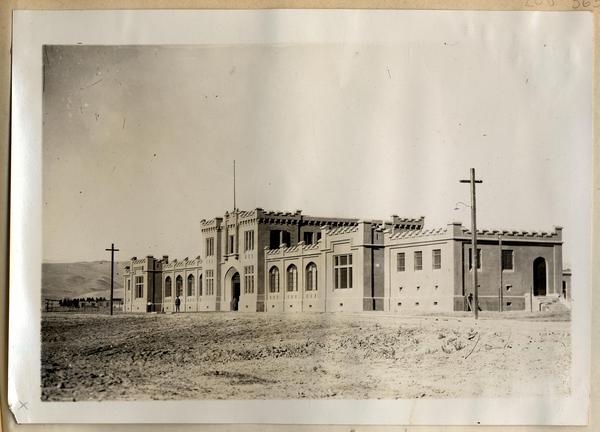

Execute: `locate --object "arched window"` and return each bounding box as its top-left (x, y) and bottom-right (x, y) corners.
top-left (287, 264), bottom-right (298, 292)
top-left (269, 267), bottom-right (280, 293)
top-left (187, 274), bottom-right (195, 297)
top-left (176, 275), bottom-right (183, 297)
top-left (306, 262), bottom-right (317, 291)
top-left (198, 274), bottom-right (203, 296)
top-left (165, 276), bottom-right (172, 298)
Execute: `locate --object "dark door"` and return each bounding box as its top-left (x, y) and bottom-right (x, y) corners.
top-left (232, 272), bottom-right (240, 311)
top-left (533, 257), bottom-right (547, 296)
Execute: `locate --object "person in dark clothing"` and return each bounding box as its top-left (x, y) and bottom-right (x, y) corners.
top-left (175, 296), bottom-right (181, 313)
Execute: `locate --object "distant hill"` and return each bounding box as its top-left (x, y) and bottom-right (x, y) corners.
top-left (42, 261), bottom-right (127, 300)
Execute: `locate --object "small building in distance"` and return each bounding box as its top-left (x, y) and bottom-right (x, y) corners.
top-left (123, 208), bottom-right (570, 314)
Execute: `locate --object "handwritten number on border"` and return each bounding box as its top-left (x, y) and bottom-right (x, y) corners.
top-left (525, 0), bottom-right (600, 9)
top-left (572, 0), bottom-right (600, 8)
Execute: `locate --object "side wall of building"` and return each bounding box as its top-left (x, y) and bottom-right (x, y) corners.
top-left (123, 256), bottom-right (163, 313)
top-left (265, 243), bottom-right (325, 312)
top-left (385, 229), bottom-right (456, 313)
top-left (460, 237), bottom-right (562, 311)
top-left (265, 224), bottom-right (379, 313)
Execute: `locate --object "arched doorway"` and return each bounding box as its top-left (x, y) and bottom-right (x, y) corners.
top-left (231, 272), bottom-right (240, 311)
top-left (533, 257), bottom-right (547, 296)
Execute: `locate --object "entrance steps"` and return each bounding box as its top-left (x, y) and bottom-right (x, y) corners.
top-left (523, 293), bottom-right (563, 312)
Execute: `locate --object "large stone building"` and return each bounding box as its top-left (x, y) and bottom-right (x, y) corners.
top-left (123, 208), bottom-right (570, 314)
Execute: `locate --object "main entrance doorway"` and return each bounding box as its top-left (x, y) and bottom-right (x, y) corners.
top-left (533, 257), bottom-right (547, 296)
top-left (231, 272), bottom-right (240, 311)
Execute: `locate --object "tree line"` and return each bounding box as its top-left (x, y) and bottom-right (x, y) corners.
top-left (58, 297), bottom-right (107, 308)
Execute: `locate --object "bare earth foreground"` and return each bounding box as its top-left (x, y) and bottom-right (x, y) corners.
top-left (41, 311), bottom-right (570, 401)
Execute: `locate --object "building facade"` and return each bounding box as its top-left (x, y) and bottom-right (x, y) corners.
top-left (123, 208), bottom-right (570, 314)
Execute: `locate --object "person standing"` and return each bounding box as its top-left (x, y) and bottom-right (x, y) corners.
top-left (175, 296), bottom-right (181, 313)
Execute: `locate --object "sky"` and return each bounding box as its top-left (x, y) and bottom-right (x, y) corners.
top-left (42, 13), bottom-right (592, 264)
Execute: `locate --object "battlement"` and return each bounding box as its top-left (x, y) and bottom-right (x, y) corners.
top-left (259, 209), bottom-right (302, 218)
top-left (130, 257), bottom-right (147, 265)
top-left (202, 207), bottom-right (423, 231)
top-left (303, 242), bottom-right (321, 251)
top-left (200, 217), bottom-right (223, 229)
top-left (265, 239), bottom-right (322, 255)
top-left (326, 225), bottom-right (360, 236)
top-left (390, 215), bottom-right (425, 229)
top-left (387, 222), bottom-right (561, 243)
top-left (162, 256), bottom-right (202, 270)
top-left (461, 227), bottom-right (561, 241)
top-left (236, 209), bottom-right (258, 219)
top-left (388, 226), bottom-right (448, 240)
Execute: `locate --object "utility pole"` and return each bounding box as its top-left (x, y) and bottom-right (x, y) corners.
top-left (498, 234), bottom-right (503, 312)
top-left (105, 243), bottom-right (119, 316)
top-left (460, 168), bottom-right (483, 319)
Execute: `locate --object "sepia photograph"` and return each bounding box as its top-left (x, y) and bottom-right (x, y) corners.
top-left (9, 8), bottom-right (592, 424)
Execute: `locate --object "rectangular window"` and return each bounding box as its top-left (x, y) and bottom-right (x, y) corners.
top-left (303, 232), bottom-right (313, 245)
top-left (502, 249), bottom-right (514, 270)
top-left (206, 270), bottom-right (214, 295)
top-left (432, 249), bottom-right (441, 270)
top-left (228, 235), bottom-right (235, 254)
top-left (469, 248), bottom-right (482, 270)
top-left (206, 237), bottom-right (214, 256)
top-left (269, 230), bottom-right (280, 249)
top-left (127, 279), bottom-right (131, 291)
top-left (397, 253), bottom-right (405, 272)
top-left (244, 230), bottom-right (255, 251)
top-left (414, 251), bottom-right (423, 271)
top-left (244, 266), bottom-right (255, 294)
top-left (282, 231), bottom-right (291, 247)
top-left (270, 230), bottom-right (291, 249)
top-left (134, 276), bottom-right (144, 298)
top-left (334, 254), bottom-right (353, 289)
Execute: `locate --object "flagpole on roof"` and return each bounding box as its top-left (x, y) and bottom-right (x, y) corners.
top-left (233, 159), bottom-right (236, 212)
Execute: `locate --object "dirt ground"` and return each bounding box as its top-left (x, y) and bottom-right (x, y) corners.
top-left (41, 311), bottom-right (570, 401)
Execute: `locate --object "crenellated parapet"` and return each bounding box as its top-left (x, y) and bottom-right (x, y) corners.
top-left (264, 239), bottom-right (324, 258)
top-left (162, 255), bottom-right (202, 271)
top-left (385, 221), bottom-right (562, 246)
top-left (459, 226), bottom-right (562, 242)
top-left (325, 225), bottom-right (360, 236)
top-left (389, 215), bottom-right (425, 230)
top-left (388, 226), bottom-right (449, 241)
top-left (256, 208), bottom-right (359, 227)
top-left (200, 217), bottom-right (223, 232)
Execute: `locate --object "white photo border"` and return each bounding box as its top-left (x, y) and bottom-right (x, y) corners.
top-left (9, 9), bottom-right (591, 424)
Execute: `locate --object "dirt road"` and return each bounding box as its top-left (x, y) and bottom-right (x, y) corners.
top-left (41, 311), bottom-right (570, 401)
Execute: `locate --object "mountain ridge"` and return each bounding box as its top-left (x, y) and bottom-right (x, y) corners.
top-left (42, 261), bottom-right (127, 300)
